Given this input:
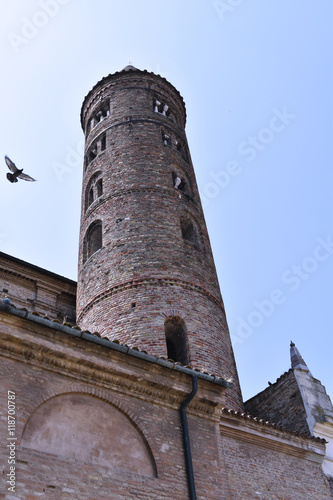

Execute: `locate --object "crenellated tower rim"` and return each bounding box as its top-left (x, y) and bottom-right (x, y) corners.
top-left (77, 65), bottom-right (243, 411)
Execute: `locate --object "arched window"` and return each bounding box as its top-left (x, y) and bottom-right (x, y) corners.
top-left (88, 101), bottom-right (110, 134)
top-left (85, 172), bottom-right (103, 211)
top-left (180, 216), bottom-right (198, 247)
top-left (83, 221), bottom-right (102, 263)
top-left (164, 316), bottom-right (189, 365)
top-left (101, 133), bottom-right (106, 151)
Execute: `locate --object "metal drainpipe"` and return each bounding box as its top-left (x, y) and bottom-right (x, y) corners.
top-left (180, 374), bottom-right (198, 500)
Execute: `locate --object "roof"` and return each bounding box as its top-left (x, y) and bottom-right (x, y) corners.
top-left (121, 64), bottom-right (139, 72)
top-left (221, 407), bottom-right (326, 444)
top-left (0, 299), bottom-right (328, 446)
top-left (0, 298), bottom-right (231, 389)
top-left (0, 251), bottom-right (76, 286)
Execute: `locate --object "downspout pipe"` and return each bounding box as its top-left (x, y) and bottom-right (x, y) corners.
top-left (180, 374), bottom-right (198, 500)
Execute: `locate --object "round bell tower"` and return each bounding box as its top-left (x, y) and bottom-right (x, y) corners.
top-left (77, 65), bottom-right (242, 410)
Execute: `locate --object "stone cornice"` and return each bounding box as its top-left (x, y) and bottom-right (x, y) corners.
top-left (0, 252), bottom-right (76, 287)
top-left (0, 265), bottom-right (36, 285)
top-left (0, 309), bottom-right (226, 419)
top-left (220, 411), bottom-right (326, 464)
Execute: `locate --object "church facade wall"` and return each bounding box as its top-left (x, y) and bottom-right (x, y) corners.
top-left (1, 308), bottom-right (331, 499)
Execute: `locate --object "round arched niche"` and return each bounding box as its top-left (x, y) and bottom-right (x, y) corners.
top-left (21, 393), bottom-right (156, 477)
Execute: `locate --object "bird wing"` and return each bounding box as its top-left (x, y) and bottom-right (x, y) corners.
top-left (5, 156), bottom-right (18, 173)
top-left (18, 172), bottom-right (36, 182)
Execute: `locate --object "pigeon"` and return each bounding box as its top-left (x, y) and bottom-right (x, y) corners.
top-left (5, 156), bottom-right (36, 183)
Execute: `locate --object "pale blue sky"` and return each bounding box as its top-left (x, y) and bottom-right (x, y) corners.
top-left (0, 0), bottom-right (332, 402)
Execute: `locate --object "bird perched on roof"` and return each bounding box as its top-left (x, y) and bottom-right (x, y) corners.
top-left (5, 156), bottom-right (36, 183)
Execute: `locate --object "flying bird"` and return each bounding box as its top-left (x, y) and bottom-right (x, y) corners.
top-left (5, 156), bottom-right (36, 183)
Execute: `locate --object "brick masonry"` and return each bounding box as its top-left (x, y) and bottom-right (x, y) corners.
top-left (0, 252), bottom-right (76, 323)
top-left (1, 67), bottom-right (332, 499)
top-left (77, 67), bottom-right (243, 410)
top-left (0, 309), bottom-right (332, 499)
top-left (244, 369), bottom-right (311, 436)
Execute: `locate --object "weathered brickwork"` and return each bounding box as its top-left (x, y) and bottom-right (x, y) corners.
top-left (77, 67), bottom-right (243, 410)
top-left (1, 67), bottom-right (332, 499)
top-left (220, 432), bottom-right (332, 499)
top-left (1, 309), bottom-right (332, 499)
top-left (244, 370), bottom-right (310, 435)
top-left (0, 252), bottom-right (76, 323)
top-left (0, 310), bottom-right (231, 500)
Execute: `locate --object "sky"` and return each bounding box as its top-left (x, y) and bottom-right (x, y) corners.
top-left (0, 0), bottom-right (332, 403)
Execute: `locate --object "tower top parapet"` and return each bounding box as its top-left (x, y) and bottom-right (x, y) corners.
top-left (80, 66), bottom-right (187, 131)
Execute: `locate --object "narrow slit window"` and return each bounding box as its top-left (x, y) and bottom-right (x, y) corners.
top-left (96, 179), bottom-right (103, 197)
top-left (101, 134), bottom-right (106, 151)
top-left (88, 187), bottom-right (94, 207)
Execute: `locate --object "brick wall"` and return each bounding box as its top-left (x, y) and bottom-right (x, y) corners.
top-left (221, 432), bottom-right (331, 499)
top-left (0, 252), bottom-right (76, 323)
top-left (1, 311), bottom-right (331, 499)
top-left (244, 370), bottom-right (310, 435)
top-left (77, 68), bottom-right (243, 410)
top-left (0, 311), bottom-right (231, 500)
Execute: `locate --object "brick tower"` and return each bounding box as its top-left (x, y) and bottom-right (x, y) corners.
top-left (77, 65), bottom-right (242, 409)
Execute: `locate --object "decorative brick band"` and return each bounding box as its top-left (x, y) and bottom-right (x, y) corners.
top-left (77, 277), bottom-right (223, 323)
top-left (85, 117), bottom-right (186, 151)
top-left (84, 185), bottom-right (197, 220)
top-left (0, 266), bottom-right (36, 285)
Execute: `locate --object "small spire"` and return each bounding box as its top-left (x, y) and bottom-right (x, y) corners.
top-left (290, 341), bottom-right (311, 374)
top-left (122, 59), bottom-right (138, 72)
